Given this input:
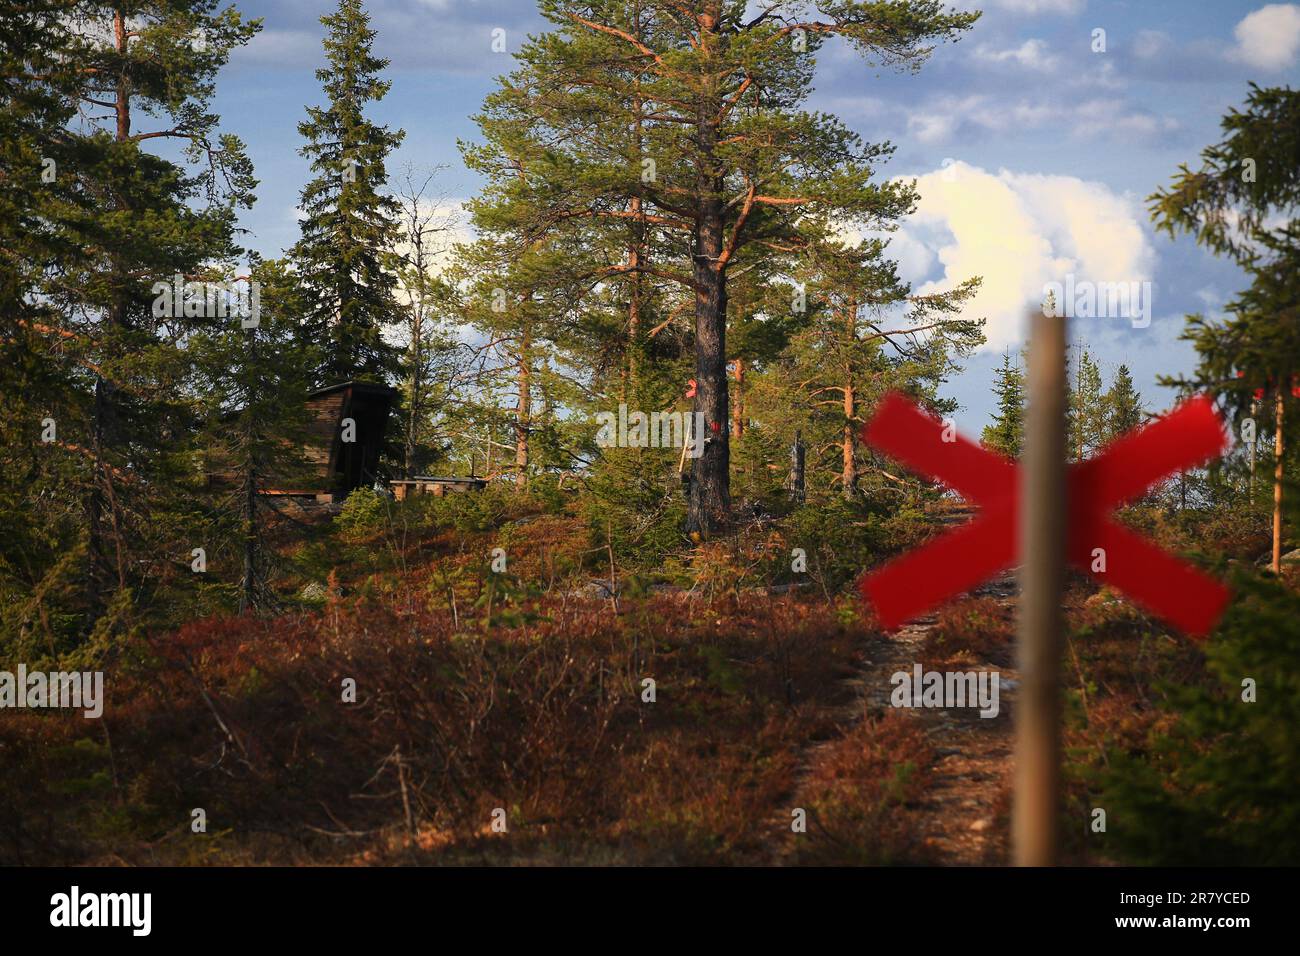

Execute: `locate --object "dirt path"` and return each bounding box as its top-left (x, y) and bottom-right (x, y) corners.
top-left (780, 569), bottom-right (1019, 865)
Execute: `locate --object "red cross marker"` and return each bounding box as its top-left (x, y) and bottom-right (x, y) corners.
top-left (858, 392), bottom-right (1232, 637)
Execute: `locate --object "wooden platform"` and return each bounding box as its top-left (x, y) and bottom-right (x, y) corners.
top-left (389, 476), bottom-right (487, 500)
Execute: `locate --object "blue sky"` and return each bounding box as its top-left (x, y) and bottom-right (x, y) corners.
top-left (207, 0), bottom-right (1300, 430)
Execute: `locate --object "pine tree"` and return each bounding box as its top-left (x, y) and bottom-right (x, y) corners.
top-left (786, 236), bottom-right (983, 500)
top-left (1103, 363), bottom-right (1144, 441)
top-left (982, 349), bottom-right (1025, 459)
top-left (466, 0), bottom-right (979, 532)
top-left (293, 0), bottom-right (404, 388)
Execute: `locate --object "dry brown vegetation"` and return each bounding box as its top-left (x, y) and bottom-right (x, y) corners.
top-left (0, 507), bottom-right (938, 866)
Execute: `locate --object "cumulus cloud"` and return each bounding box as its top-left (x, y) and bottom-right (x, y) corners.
top-left (1229, 4), bottom-right (1300, 70)
top-left (889, 162), bottom-right (1155, 351)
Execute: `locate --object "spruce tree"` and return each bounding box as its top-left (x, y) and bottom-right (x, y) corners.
top-left (293, 0), bottom-right (404, 388)
top-left (982, 349), bottom-right (1025, 459)
top-left (1153, 86), bottom-right (1300, 571)
top-left (1098, 573), bottom-right (1300, 865)
top-left (1068, 346), bottom-right (1105, 460)
top-left (0, 4), bottom-right (93, 656)
top-left (2, 1), bottom-right (258, 633)
top-left (1103, 363), bottom-right (1144, 441)
top-left (191, 259), bottom-right (315, 613)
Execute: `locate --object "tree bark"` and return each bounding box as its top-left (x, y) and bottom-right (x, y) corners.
top-left (687, 17), bottom-right (730, 534)
top-left (403, 226), bottom-right (427, 479)
top-left (404, 336), bottom-right (420, 479)
top-left (240, 463), bottom-right (257, 614)
top-left (626, 194), bottom-right (643, 403)
top-left (731, 358), bottom-right (744, 439)
top-left (1248, 398), bottom-right (1258, 501)
top-left (842, 380), bottom-right (857, 500)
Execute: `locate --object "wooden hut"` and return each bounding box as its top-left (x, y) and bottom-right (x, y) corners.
top-left (264, 381), bottom-right (398, 501)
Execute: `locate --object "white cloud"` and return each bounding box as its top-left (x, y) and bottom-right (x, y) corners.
top-left (882, 230), bottom-right (938, 286)
top-left (1132, 29), bottom-right (1173, 60)
top-left (981, 0), bottom-right (1085, 13)
top-left (1229, 4), bottom-right (1300, 70)
top-left (908, 107), bottom-right (965, 144)
top-left (231, 28), bottom-right (322, 67)
top-left (891, 162), bottom-right (1155, 351)
top-left (972, 38), bottom-right (1059, 70)
top-left (905, 94), bottom-right (1175, 146)
top-left (1071, 99), bottom-right (1178, 138)
top-left (1077, 58), bottom-right (1123, 90)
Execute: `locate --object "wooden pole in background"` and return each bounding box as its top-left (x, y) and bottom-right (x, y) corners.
top-left (1273, 385), bottom-right (1285, 574)
top-left (1014, 306), bottom-right (1068, 867)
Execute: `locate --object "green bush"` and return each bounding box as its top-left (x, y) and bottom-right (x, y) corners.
top-left (334, 487), bottom-right (390, 540)
top-left (1093, 571), bottom-right (1300, 864)
top-left (583, 446), bottom-right (688, 568)
top-left (783, 498), bottom-right (926, 593)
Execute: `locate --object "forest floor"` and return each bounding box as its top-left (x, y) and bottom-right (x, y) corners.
top-left (10, 492), bottom-right (1255, 867)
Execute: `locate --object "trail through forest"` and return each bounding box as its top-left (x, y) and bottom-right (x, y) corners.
top-left (780, 551), bottom-right (1019, 865)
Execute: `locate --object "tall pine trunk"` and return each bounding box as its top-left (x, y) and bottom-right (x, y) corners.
top-left (841, 305), bottom-right (859, 500)
top-left (627, 194), bottom-right (643, 402)
top-left (689, 199), bottom-right (730, 532)
top-left (627, 43), bottom-right (645, 399)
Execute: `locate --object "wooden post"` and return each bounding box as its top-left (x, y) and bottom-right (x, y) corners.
top-left (1014, 307), bottom-right (1068, 867)
top-left (1273, 385), bottom-right (1285, 574)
